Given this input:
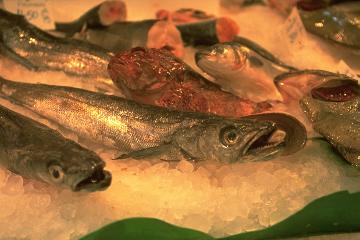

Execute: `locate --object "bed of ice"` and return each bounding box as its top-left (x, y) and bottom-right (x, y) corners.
top-left (0, 1), bottom-right (360, 240)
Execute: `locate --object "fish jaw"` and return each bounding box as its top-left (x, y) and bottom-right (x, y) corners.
top-left (71, 166), bottom-right (112, 192)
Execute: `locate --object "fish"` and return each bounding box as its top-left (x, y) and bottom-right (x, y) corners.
top-left (300, 79), bottom-right (360, 166)
top-left (108, 47), bottom-right (271, 118)
top-left (0, 76), bottom-right (306, 163)
top-left (156, 8), bottom-right (215, 23)
top-left (73, 15), bottom-right (239, 54)
top-left (55, 0), bottom-right (127, 37)
top-left (0, 9), bottom-right (112, 79)
top-left (274, 69), bottom-right (356, 103)
top-left (299, 1), bottom-right (360, 49)
top-left (0, 104), bottom-right (111, 191)
top-left (195, 36), bottom-right (298, 103)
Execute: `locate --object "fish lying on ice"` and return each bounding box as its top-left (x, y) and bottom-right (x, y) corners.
top-left (300, 79), bottom-right (360, 166)
top-left (55, 0), bottom-right (127, 37)
top-left (0, 104), bottom-right (111, 191)
top-left (195, 37), bottom-right (298, 103)
top-left (68, 14), bottom-right (238, 55)
top-left (0, 9), bottom-right (112, 79)
top-left (299, 1), bottom-right (360, 49)
top-left (0, 76), bottom-right (306, 163)
top-left (108, 47), bottom-right (271, 118)
top-left (274, 69), bottom-right (356, 103)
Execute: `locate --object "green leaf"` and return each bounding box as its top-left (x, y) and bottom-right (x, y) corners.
top-left (221, 191), bottom-right (360, 240)
top-left (80, 217), bottom-right (214, 240)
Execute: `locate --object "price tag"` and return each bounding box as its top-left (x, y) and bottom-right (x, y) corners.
top-left (3, 0), bottom-right (55, 30)
top-left (282, 7), bottom-right (307, 48)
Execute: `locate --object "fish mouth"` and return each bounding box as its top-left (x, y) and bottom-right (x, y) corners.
top-left (242, 126), bottom-right (285, 158)
top-left (72, 166), bottom-right (112, 192)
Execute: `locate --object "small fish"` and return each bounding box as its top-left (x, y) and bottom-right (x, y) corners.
top-left (299, 1), bottom-right (360, 49)
top-left (300, 79), bottom-right (360, 166)
top-left (195, 37), bottom-right (297, 103)
top-left (0, 76), bottom-right (306, 163)
top-left (0, 9), bottom-right (112, 79)
top-left (0, 105), bottom-right (111, 191)
top-left (55, 0), bottom-right (127, 37)
top-left (274, 69), bottom-right (356, 103)
top-left (108, 47), bottom-right (271, 118)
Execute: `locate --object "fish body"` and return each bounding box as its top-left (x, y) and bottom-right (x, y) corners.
top-left (0, 105), bottom-right (111, 191)
top-left (195, 37), bottom-right (297, 103)
top-left (0, 77), bottom-right (306, 163)
top-left (299, 2), bottom-right (360, 49)
top-left (108, 47), bottom-right (271, 118)
top-left (0, 9), bottom-right (111, 78)
top-left (300, 79), bottom-right (360, 166)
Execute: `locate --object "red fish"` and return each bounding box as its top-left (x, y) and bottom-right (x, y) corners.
top-left (108, 47), bottom-right (271, 117)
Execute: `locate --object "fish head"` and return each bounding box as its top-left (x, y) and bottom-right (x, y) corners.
top-left (300, 79), bottom-right (360, 165)
top-left (195, 42), bottom-right (250, 79)
top-left (108, 47), bottom-right (187, 96)
top-left (35, 142), bottom-right (112, 192)
top-left (176, 115), bottom-right (303, 163)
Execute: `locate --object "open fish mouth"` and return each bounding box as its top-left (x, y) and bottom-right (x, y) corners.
top-left (242, 126), bottom-right (285, 157)
top-left (241, 113), bottom-right (307, 159)
top-left (73, 166), bottom-right (112, 192)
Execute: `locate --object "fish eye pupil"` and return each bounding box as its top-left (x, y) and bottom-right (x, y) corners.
top-left (52, 169), bottom-right (60, 178)
top-left (227, 131), bottom-right (237, 142)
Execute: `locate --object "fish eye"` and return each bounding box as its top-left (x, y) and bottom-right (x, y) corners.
top-left (311, 79), bottom-right (359, 102)
top-left (48, 165), bottom-right (64, 183)
top-left (220, 126), bottom-right (239, 147)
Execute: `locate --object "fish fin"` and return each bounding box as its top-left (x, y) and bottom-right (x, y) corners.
top-left (0, 44), bottom-right (38, 71)
top-left (113, 143), bottom-right (183, 161)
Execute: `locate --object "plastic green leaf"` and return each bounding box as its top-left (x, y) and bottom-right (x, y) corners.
top-left (221, 191), bottom-right (360, 240)
top-left (80, 217), bottom-right (214, 240)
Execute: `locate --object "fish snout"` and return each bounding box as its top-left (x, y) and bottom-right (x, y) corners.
top-left (71, 162), bottom-right (112, 192)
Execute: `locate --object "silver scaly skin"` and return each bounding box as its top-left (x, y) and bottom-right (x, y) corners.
top-left (0, 105), bottom-right (111, 192)
top-left (0, 9), bottom-right (112, 79)
top-left (300, 80), bottom-right (360, 166)
top-left (0, 77), bottom-right (306, 163)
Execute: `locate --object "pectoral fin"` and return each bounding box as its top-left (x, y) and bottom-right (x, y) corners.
top-left (0, 43), bottom-right (38, 71)
top-left (113, 143), bottom-right (199, 162)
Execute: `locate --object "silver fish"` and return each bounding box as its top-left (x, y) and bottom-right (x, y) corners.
top-left (0, 77), bottom-right (306, 163)
top-left (195, 37), bottom-right (297, 103)
top-left (0, 9), bottom-right (112, 79)
top-left (300, 79), bottom-right (360, 166)
top-left (0, 104), bottom-right (111, 191)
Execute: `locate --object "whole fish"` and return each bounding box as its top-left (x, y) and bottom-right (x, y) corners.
top-left (0, 77), bottom-right (306, 163)
top-left (108, 47), bottom-right (271, 118)
top-left (299, 1), bottom-right (360, 49)
top-left (55, 0), bottom-right (127, 37)
top-left (0, 9), bottom-right (112, 79)
top-left (300, 79), bottom-right (360, 166)
top-left (195, 36), bottom-right (298, 103)
top-left (0, 105), bottom-right (111, 191)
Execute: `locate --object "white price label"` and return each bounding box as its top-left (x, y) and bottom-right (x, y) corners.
top-left (3, 0), bottom-right (55, 30)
